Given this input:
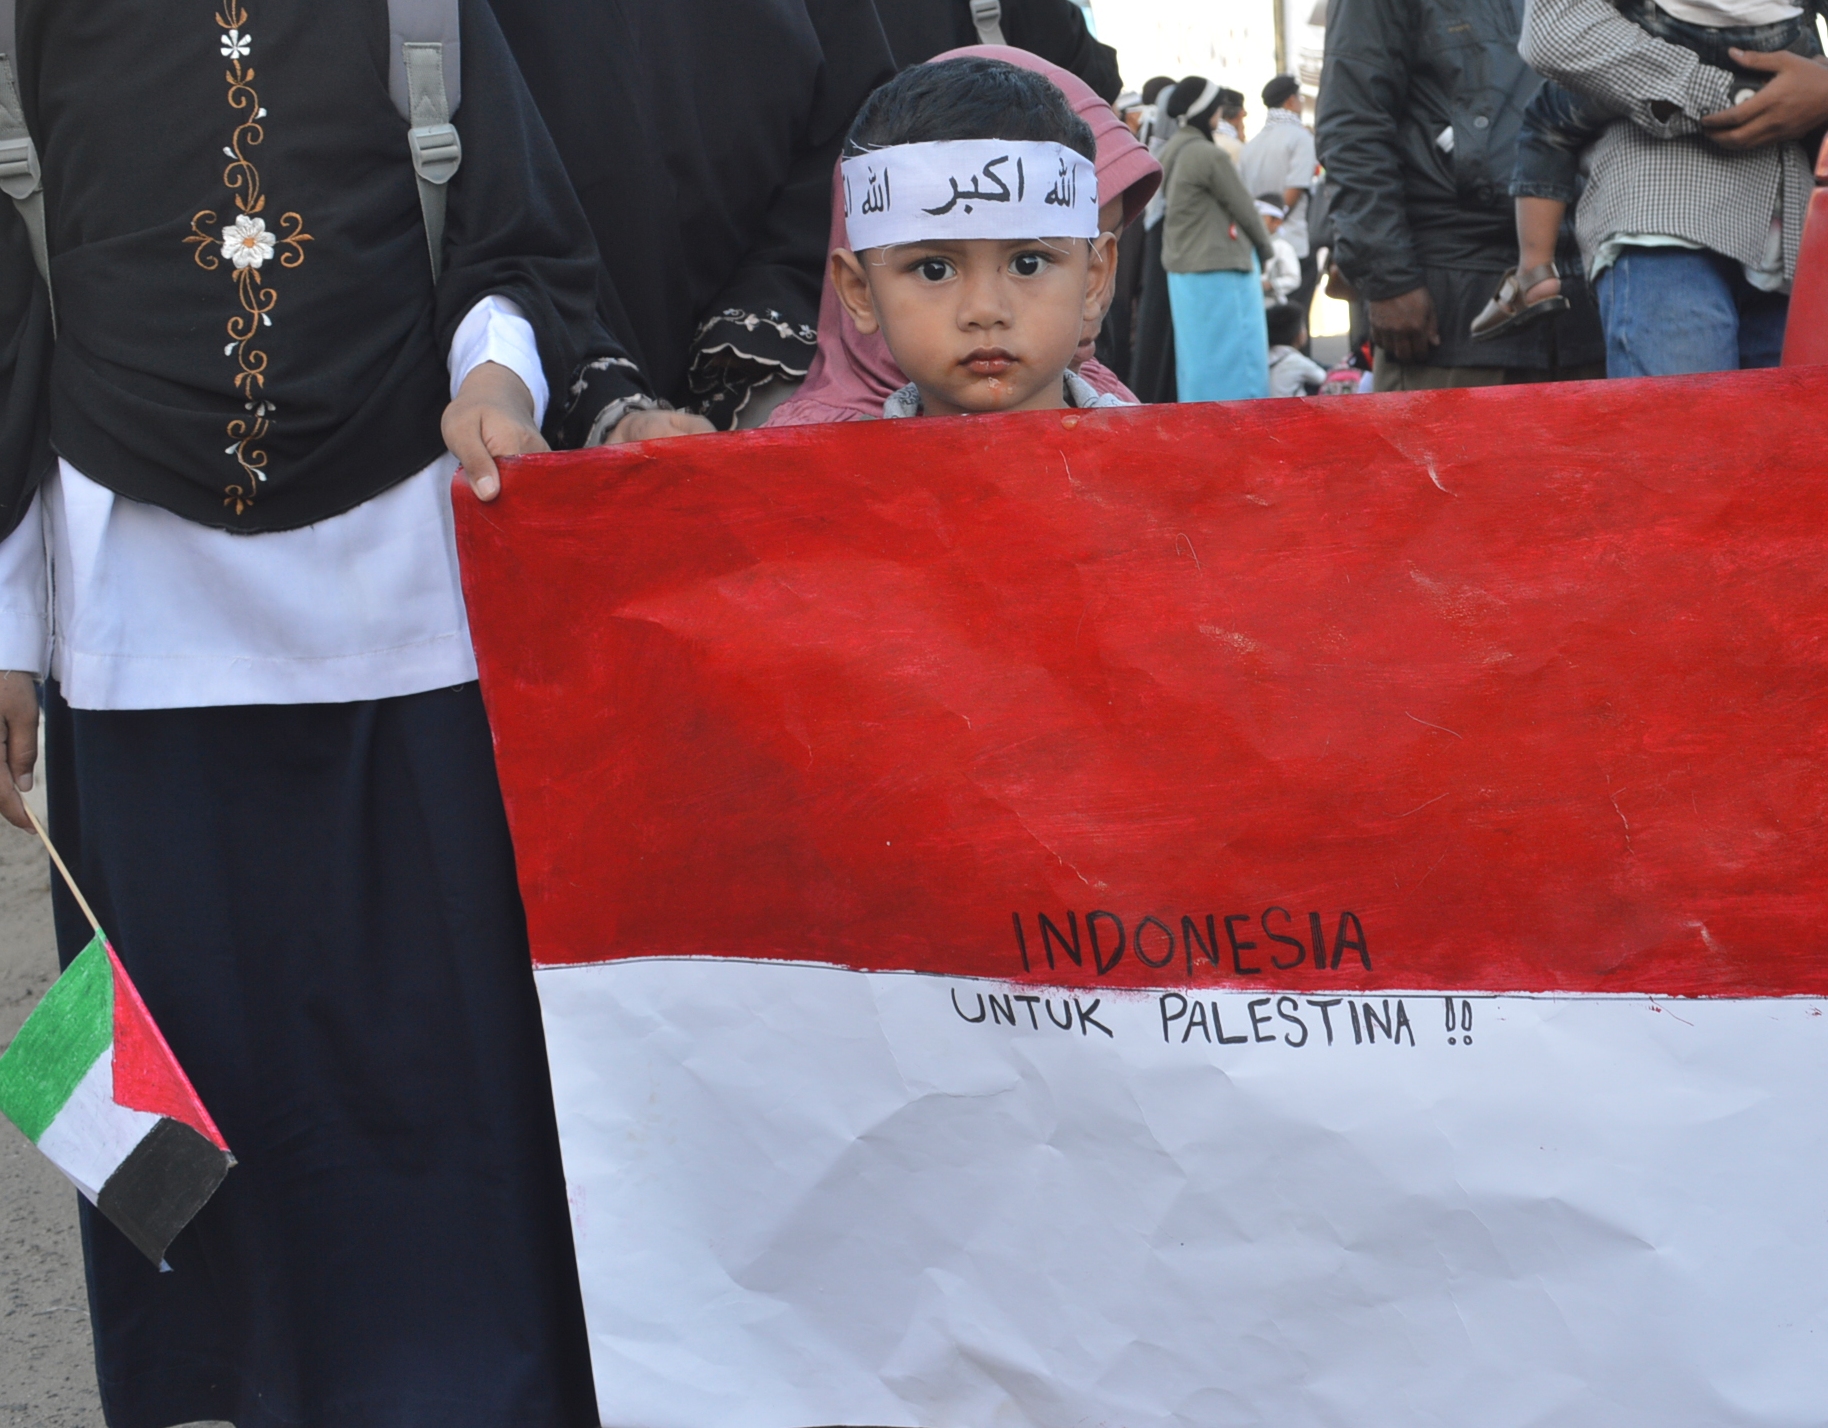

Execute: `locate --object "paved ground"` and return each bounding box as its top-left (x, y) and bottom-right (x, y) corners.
top-left (0, 757), bottom-right (105, 1428)
top-left (1310, 332), bottom-right (1350, 368)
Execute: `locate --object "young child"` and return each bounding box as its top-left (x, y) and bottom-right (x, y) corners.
top-left (1470, 0), bottom-right (1819, 340)
top-left (828, 58), bottom-right (1130, 418)
top-left (1256, 196), bottom-right (1302, 305)
top-left (1266, 303), bottom-right (1329, 396)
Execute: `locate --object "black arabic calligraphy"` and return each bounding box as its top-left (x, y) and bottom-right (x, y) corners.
top-left (859, 165), bottom-right (892, 215)
top-left (924, 155), bottom-right (1025, 216)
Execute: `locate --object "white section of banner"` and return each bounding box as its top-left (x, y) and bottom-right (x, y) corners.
top-left (538, 959), bottom-right (1828, 1428)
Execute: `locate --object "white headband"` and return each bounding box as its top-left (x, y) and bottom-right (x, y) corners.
top-left (1178, 80), bottom-right (1220, 125)
top-left (841, 140), bottom-right (1100, 250)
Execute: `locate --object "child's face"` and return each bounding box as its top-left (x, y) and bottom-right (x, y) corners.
top-left (832, 234), bottom-right (1118, 418)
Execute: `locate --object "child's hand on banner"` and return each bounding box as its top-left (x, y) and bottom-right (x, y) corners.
top-left (605, 409), bottom-right (717, 444)
top-left (443, 361), bottom-right (551, 502)
top-left (0, 670), bottom-right (37, 832)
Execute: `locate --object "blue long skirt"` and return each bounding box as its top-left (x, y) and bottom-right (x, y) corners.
top-left (45, 681), bottom-right (598, 1428)
top-left (1168, 264), bottom-right (1270, 401)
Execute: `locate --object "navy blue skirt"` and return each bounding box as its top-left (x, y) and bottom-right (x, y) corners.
top-left (44, 681), bottom-right (598, 1428)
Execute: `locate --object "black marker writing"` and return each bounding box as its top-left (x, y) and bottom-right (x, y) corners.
top-left (1159, 993), bottom-right (1420, 1050)
top-left (1445, 997), bottom-right (1473, 1045)
top-left (1013, 908), bottom-right (1372, 978)
top-left (953, 988), bottom-right (1111, 1037)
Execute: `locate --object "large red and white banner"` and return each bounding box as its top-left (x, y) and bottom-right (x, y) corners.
top-left (459, 370), bottom-right (1828, 1428)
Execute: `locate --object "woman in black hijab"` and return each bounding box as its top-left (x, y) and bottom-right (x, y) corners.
top-left (489, 0), bottom-right (897, 428)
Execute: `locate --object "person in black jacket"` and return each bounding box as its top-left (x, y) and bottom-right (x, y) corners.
top-left (878, 0), bottom-right (1122, 102)
top-left (1314, 0), bottom-right (1606, 389)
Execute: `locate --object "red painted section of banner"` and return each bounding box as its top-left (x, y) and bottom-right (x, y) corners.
top-left (458, 370), bottom-right (1828, 996)
top-left (109, 946), bottom-right (229, 1151)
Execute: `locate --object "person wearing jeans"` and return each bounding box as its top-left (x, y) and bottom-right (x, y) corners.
top-left (1596, 246), bottom-right (1788, 372)
top-left (1477, 0), bottom-right (1818, 360)
top-left (1521, 0), bottom-right (1828, 378)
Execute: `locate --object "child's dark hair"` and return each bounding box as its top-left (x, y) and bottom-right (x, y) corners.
top-left (1266, 303), bottom-right (1306, 348)
top-left (845, 58), bottom-right (1097, 164)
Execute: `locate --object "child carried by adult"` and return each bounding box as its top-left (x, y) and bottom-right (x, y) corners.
top-left (1471, 0), bottom-right (1820, 342)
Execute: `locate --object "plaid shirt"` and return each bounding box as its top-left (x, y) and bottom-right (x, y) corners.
top-left (1519, 0), bottom-right (1815, 279)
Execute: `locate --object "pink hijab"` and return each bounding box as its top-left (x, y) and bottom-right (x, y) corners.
top-left (765, 46), bottom-right (1162, 427)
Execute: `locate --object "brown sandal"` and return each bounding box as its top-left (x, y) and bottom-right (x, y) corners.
top-left (1469, 263), bottom-right (1569, 342)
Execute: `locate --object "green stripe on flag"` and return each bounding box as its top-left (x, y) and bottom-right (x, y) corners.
top-left (0, 934), bottom-right (115, 1144)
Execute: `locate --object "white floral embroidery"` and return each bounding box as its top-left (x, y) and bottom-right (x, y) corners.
top-left (220, 27), bottom-right (252, 58)
top-left (220, 214), bottom-right (275, 269)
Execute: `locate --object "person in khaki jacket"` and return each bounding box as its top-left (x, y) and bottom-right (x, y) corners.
top-left (1160, 76), bottom-right (1278, 400)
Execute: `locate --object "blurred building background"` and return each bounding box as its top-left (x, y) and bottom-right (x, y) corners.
top-left (1091, 0), bottom-right (1326, 114)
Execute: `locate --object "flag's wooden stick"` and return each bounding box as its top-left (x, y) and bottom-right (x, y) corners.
top-left (20, 801), bottom-right (102, 938)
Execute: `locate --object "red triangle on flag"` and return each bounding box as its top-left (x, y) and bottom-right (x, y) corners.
top-left (108, 944), bottom-right (229, 1152)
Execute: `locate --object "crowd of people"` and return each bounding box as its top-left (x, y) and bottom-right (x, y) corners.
top-left (1114, 71), bottom-right (1341, 402)
top-left (1, 0), bottom-right (1827, 1422)
top-left (1104, 0), bottom-right (1828, 401)
top-left (1319, 0), bottom-right (1828, 387)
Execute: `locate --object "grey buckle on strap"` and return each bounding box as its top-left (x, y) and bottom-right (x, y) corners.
top-left (0, 129), bottom-right (37, 196)
top-left (407, 115), bottom-right (461, 185)
top-left (402, 40), bottom-right (461, 281)
top-left (969, 0), bottom-right (1006, 45)
top-left (0, 48), bottom-right (49, 323)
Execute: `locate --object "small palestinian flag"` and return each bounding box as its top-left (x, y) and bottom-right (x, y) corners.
top-left (0, 929), bottom-right (233, 1264)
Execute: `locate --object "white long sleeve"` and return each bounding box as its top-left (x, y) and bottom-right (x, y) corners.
top-left (42, 295), bottom-right (545, 710)
top-left (0, 492), bottom-right (48, 676)
top-left (449, 294), bottom-right (549, 420)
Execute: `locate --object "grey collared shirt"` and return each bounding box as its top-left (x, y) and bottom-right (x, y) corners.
top-left (1237, 109), bottom-right (1318, 257)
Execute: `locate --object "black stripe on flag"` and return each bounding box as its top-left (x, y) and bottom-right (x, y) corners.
top-left (96, 1117), bottom-right (235, 1264)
